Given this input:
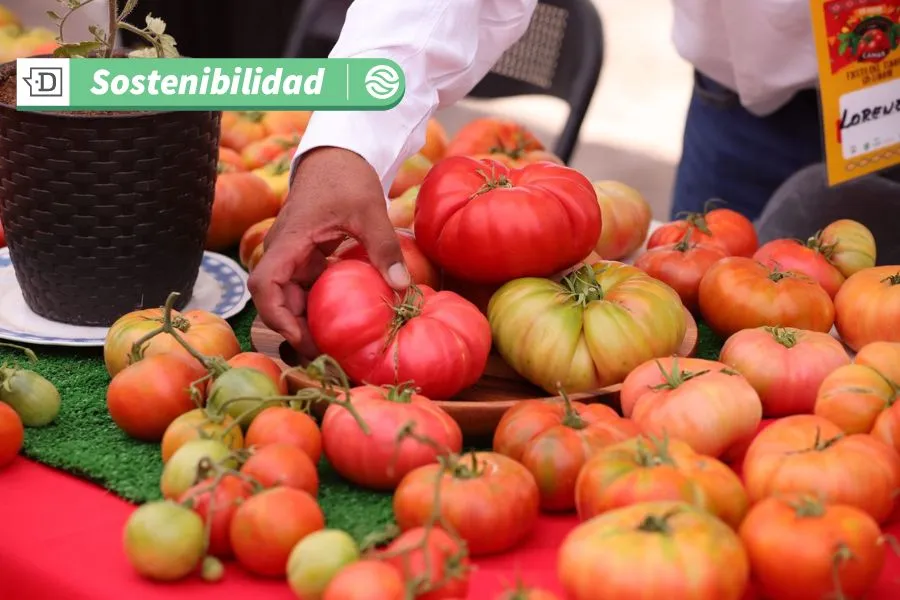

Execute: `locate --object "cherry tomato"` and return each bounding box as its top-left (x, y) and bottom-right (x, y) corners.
top-left (160, 408), bottom-right (244, 463)
top-left (159, 439), bottom-right (237, 499)
top-left (288, 529), bottom-right (360, 599)
top-left (122, 501), bottom-right (205, 581)
top-left (206, 366), bottom-right (282, 428)
top-left (230, 486), bottom-right (325, 577)
top-left (0, 367), bottom-right (60, 427)
top-left (240, 442), bottom-right (319, 496)
top-left (178, 474), bottom-right (252, 558)
top-left (322, 560), bottom-right (406, 600)
top-left (223, 351), bottom-right (288, 394)
top-left (245, 406), bottom-right (322, 463)
top-left (380, 526), bottom-right (470, 600)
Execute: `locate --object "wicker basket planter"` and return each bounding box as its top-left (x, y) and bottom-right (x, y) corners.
top-left (0, 60), bottom-right (221, 326)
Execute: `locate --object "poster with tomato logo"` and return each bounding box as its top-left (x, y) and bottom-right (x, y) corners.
top-left (812, 0), bottom-right (900, 184)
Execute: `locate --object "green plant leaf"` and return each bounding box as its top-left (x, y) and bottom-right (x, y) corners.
top-left (839, 39), bottom-right (849, 55)
top-left (53, 40), bottom-right (101, 58)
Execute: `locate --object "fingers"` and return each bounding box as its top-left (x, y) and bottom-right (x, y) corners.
top-left (249, 246), bottom-right (309, 349)
top-left (351, 205), bottom-right (410, 290)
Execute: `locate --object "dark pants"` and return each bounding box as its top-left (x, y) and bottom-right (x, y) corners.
top-left (671, 71), bottom-right (824, 220)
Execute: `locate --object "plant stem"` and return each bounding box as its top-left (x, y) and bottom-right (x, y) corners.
top-left (105, 0), bottom-right (118, 58)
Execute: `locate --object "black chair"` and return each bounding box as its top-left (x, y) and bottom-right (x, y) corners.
top-left (282, 0), bottom-right (604, 164)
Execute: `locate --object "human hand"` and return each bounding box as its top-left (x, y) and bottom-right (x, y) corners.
top-left (248, 147), bottom-right (410, 357)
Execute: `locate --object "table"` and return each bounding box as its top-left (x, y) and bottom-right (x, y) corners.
top-left (3, 458), bottom-right (900, 599)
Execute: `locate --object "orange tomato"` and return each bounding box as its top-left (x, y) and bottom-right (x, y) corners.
top-left (220, 111), bottom-right (268, 151)
top-left (719, 326), bottom-right (851, 417)
top-left (0, 402), bottom-right (23, 468)
top-left (470, 149), bottom-right (563, 168)
top-left (591, 180), bottom-right (652, 260)
top-left (261, 110), bottom-right (311, 136)
top-left (420, 118), bottom-right (448, 163)
top-left (739, 494), bottom-right (885, 600)
top-left (160, 408), bottom-right (244, 463)
top-left (218, 147), bottom-right (246, 172)
top-left (240, 133), bottom-right (300, 170)
top-left (206, 171), bottom-right (281, 250)
top-left (742, 414), bottom-right (900, 523)
top-left (238, 217), bottom-right (276, 268)
top-left (619, 357), bottom-right (762, 458)
top-left (445, 117), bottom-right (543, 157)
top-left (834, 266), bottom-right (900, 351)
top-left (240, 443), bottom-right (319, 496)
top-left (245, 406), bottom-right (322, 463)
top-left (223, 352), bottom-right (288, 395)
top-left (698, 257), bottom-right (835, 338)
top-left (558, 501), bottom-right (750, 600)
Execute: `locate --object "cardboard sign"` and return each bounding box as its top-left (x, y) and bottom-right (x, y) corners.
top-left (810, 0), bottom-right (900, 185)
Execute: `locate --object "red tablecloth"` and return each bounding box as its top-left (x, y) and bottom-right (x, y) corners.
top-left (2, 458), bottom-right (900, 600)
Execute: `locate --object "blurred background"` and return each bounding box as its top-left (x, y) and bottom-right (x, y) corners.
top-left (8, 0), bottom-right (693, 218)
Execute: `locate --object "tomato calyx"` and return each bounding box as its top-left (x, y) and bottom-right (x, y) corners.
top-left (262, 156), bottom-right (292, 176)
top-left (673, 228), bottom-right (696, 253)
top-left (381, 382), bottom-right (417, 404)
top-left (766, 264), bottom-right (799, 283)
top-left (651, 358), bottom-right (709, 391)
top-left (635, 508), bottom-right (681, 535)
top-left (789, 427), bottom-right (844, 455)
top-left (237, 110), bottom-right (265, 123)
top-left (787, 494), bottom-right (827, 518)
top-left (634, 436), bottom-right (676, 468)
top-left (765, 326), bottom-right (799, 349)
top-left (881, 272), bottom-right (900, 286)
top-left (471, 166), bottom-right (514, 197)
top-left (562, 265), bottom-right (605, 305)
top-left (389, 285), bottom-right (425, 335)
top-left (806, 232), bottom-right (837, 259)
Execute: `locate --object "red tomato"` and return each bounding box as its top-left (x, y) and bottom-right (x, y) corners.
top-left (445, 117), bottom-right (543, 157)
top-left (218, 146), bottom-right (246, 172)
top-left (220, 111), bottom-right (267, 151)
top-left (719, 326), bottom-right (851, 417)
top-left (322, 560), bottom-right (405, 600)
top-left (739, 494), bottom-right (885, 600)
top-left (698, 257), bottom-right (835, 338)
top-left (753, 238), bottom-right (845, 298)
top-left (633, 232), bottom-right (728, 312)
top-left (0, 402), bottom-right (23, 468)
top-left (206, 171), bottom-right (281, 251)
top-left (307, 260), bottom-right (491, 398)
top-left (240, 132), bottom-right (300, 170)
top-left (229, 487), bottom-right (325, 576)
top-left (245, 406), bottom-right (322, 463)
top-left (321, 384), bottom-right (461, 490)
top-left (393, 452), bottom-right (540, 555)
top-left (414, 157), bottom-right (601, 283)
top-left (106, 353), bottom-right (208, 441)
top-left (240, 443), bottom-right (319, 496)
top-left (160, 408), bottom-right (243, 463)
top-left (816, 219), bottom-right (876, 278)
top-left (493, 397), bottom-right (640, 511)
top-left (380, 526), bottom-right (470, 600)
top-left (574, 437), bottom-right (707, 521)
top-left (494, 585), bottom-right (561, 600)
top-left (743, 415), bottom-right (900, 523)
top-left (0, 217), bottom-right (6, 248)
top-left (222, 351), bottom-right (288, 395)
top-left (332, 229), bottom-right (441, 289)
top-left (104, 306), bottom-right (240, 378)
top-left (834, 267), bottom-right (900, 351)
top-left (558, 501), bottom-right (750, 600)
top-left (591, 180), bottom-right (653, 260)
top-left (238, 217), bottom-right (275, 268)
top-left (619, 357), bottom-right (762, 458)
top-left (178, 474), bottom-right (252, 558)
top-left (647, 207), bottom-right (758, 257)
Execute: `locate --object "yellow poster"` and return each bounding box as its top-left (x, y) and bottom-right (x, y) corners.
top-left (810, 0), bottom-right (900, 185)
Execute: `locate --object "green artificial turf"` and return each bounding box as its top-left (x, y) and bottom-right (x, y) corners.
top-left (0, 298), bottom-right (723, 543)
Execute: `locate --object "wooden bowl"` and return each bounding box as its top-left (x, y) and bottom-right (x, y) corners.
top-left (251, 309), bottom-right (698, 437)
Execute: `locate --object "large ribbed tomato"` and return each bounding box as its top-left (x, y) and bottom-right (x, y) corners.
top-left (834, 266), bottom-right (900, 351)
top-left (307, 260), bottom-right (490, 398)
top-left (698, 257), bottom-right (835, 338)
top-left (414, 157), bottom-right (601, 283)
top-left (331, 228), bottom-right (440, 289)
top-left (445, 117), bottom-right (543, 157)
top-left (558, 501), bottom-right (750, 600)
top-left (742, 415), bottom-right (900, 523)
top-left (619, 357), bottom-right (762, 458)
top-left (488, 262), bottom-right (686, 393)
top-left (719, 326), bottom-right (851, 417)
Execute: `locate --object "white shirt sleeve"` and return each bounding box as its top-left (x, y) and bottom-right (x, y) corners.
top-left (293, 0), bottom-right (538, 194)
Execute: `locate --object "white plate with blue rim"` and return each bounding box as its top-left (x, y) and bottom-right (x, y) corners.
top-left (0, 248), bottom-right (251, 347)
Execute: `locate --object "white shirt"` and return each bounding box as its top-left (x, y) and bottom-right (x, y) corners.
top-left (297, 0), bottom-right (819, 194)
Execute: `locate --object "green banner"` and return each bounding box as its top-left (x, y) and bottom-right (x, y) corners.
top-left (15, 58), bottom-right (405, 111)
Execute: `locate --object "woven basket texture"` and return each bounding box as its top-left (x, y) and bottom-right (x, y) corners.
top-left (0, 67), bottom-right (221, 326)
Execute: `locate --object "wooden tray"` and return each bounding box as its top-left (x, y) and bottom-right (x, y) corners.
top-left (251, 309), bottom-right (698, 437)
